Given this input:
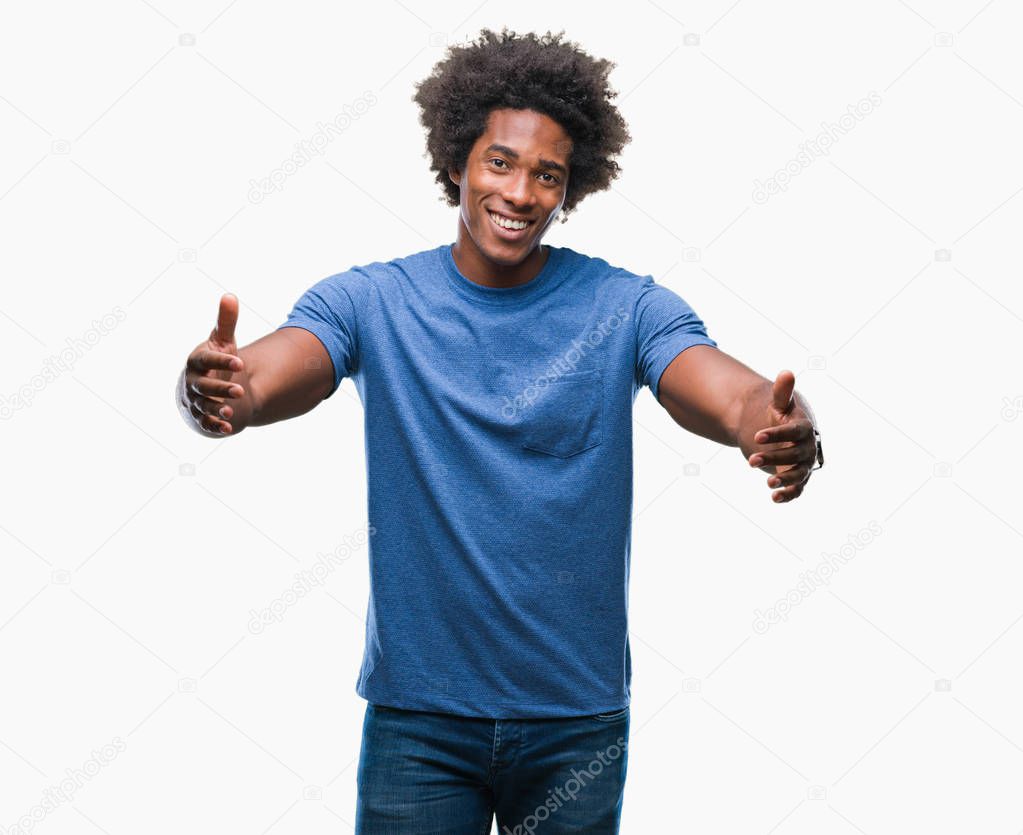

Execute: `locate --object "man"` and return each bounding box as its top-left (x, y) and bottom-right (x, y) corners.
top-left (176, 27), bottom-right (822, 835)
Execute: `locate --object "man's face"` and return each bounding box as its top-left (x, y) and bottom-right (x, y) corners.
top-left (448, 108), bottom-right (571, 267)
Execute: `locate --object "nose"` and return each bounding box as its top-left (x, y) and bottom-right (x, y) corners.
top-left (500, 169), bottom-right (536, 210)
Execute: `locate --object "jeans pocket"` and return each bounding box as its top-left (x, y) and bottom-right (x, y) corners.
top-left (521, 369), bottom-right (603, 458)
top-left (589, 705), bottom-right (629, 723)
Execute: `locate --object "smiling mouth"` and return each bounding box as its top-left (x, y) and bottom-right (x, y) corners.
top-left (487, 210), bottom-right (534, 234)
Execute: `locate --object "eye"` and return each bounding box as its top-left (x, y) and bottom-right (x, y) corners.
top-left (489, 158), bottom-right (508, 168)
top-left (539, 172), bottom-right (558, 184)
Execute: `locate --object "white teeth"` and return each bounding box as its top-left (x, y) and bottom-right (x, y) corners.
top-left (489, 211), bottom-right (529, 230)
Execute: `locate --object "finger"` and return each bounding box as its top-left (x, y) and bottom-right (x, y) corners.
top-left (216, 293), bottom-right (239, 344)
top-left (767, 465), bottom-right (811, 489)
top-left (191, 376), bottom-right (245, 399)
top-left (192, 394), bottom-right (231, 419)
top-left (755, 419), bottom-right (812, 444)
top-left (189, 401), bottom-right (232, 434)
top-left (771, 481), bottom-right (805, 503)
top-left (771, 370), bottom-right (795, 414)
top-left (188, 349), bottom-right (243, 373)
top-left (749, 444), bottom-right (814, 468)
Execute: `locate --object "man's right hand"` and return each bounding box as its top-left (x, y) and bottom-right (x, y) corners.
top-left (179, 293), bottom-right (248, 436)
top-left (176, 290), bottom-right (336, 437)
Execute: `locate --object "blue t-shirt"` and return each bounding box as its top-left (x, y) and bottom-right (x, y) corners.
top-left (277, 242), bottom-right (717, 718)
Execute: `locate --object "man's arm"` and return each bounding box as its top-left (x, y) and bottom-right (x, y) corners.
top-left (178, 294), bottom-right (336, 437)
top-left (655, 345), bottom-right (818, 502)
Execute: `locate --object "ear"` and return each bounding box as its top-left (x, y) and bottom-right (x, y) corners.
top-left (447, 166), bottom-right (461, 186)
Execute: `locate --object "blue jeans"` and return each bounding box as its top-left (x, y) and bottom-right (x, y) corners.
top-left (355, 702), bottom-right (630, 834)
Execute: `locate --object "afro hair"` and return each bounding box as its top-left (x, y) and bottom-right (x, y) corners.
top-left (412, 27), bottom-right (631, 222)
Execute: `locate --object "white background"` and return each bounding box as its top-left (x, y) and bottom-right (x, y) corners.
top-left (2, 1), bottom-right (1022, 833)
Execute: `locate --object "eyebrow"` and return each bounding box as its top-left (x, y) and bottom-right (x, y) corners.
top-left (483, 143), bottom-right (568, 175)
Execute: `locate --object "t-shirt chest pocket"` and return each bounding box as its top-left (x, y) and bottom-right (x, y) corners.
top-left (518, 369), bottom-right (604, 458)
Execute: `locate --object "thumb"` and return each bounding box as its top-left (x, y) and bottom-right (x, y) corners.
top-left (215, 293), bottom-right (239, 345)
top-left (771, 369), bottom-right (795, 415)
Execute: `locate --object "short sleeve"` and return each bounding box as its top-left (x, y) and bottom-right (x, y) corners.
top-left (635, 276), bottom-right (717, 400)
top-left (276, 274), bottom-right (359, 399)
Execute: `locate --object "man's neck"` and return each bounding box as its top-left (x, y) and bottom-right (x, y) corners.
top-left (451, 231), bottom-right (548, 289)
